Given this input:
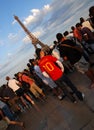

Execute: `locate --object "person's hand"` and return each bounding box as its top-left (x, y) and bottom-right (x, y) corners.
top-left (61, 69), bottom-right (64, 72)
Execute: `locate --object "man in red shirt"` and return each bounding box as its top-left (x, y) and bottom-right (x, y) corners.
top-left (38, 50), bottom-right (84, 103)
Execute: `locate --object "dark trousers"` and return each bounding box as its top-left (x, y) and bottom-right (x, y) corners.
top-left (55, 74), bottom-right (83, 101)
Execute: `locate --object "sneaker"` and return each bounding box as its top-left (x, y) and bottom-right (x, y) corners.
top-left (58, 95), bottom-right (63, 100)
top-left (31, 101), bottom-right (35, 105)
top-left (76, 91), bottom-right (85, 101)
top-left (82, 93), bottom-right (85, 100)
top-left (73, 100), bottom-right (77, 104)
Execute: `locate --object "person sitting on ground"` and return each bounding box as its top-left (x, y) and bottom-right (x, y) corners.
top-left (0, 98), bottom-right (15, 120)
top-left (0, 84), bottom-right (21, 113)
top-left (0, 109), bottom-right (24, 127)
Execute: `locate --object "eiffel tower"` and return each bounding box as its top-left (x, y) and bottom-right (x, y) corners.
top-left (14, 15), bottom-right (50, 52)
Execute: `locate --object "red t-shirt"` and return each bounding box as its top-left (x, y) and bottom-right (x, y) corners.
top-left (39, 55), bottom-right (63, 81)
top-left (19, 74), bottom-right (34, 85)
top-left (73, 28), bottom-right (82, 42)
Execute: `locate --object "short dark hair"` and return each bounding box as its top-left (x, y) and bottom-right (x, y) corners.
top-left (63, 31), bottom-right (69, 36)
top-left (89, 6), bottom-right (94, 17)
top-left (80, 17), bottom-right (85, 24)
top-left (76, 23), bottom-right (82, 27)
top-left (29, 59), bottom-right (34, 63)
top-left (27, 63), bottom-right (31, 67)
top-left (35, 48), bottom-right (41, 59)
top-left (56, 33), bottom-right (63, 42)
top-left (71, 26), bottom-right (75, 31)
top-left (53, 40), bottom-right (58, 45)
top-left (6, 76), bottom-right (10, 80)
top-left (14, 73), bottom-right (18, 77)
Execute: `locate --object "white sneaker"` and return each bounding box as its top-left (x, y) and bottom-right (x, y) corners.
top-left (31, 101), bottom-right (35, 105)
top-left (58, 95), bottom-right (62, 100)
top-left (73, 100), bottom-right (77, 104)
top-left (82, 93), bottom-right (85, 99)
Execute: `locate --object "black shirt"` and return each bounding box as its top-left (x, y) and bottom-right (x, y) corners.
top-left (57, 39), bottom-right (82, 65)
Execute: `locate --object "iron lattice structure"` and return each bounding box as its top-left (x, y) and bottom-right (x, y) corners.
top-left (14, 15), bottom-right (50, 53)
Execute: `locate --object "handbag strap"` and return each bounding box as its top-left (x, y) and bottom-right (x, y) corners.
top-left (61, 44), bottom-right (82, 52)
top-left (61, 44), bottom-right (76, 49)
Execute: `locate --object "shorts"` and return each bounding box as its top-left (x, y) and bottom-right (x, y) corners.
top-left (15, 88), bottom-right (25, 97)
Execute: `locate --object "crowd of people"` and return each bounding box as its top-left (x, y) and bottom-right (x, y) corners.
top-left (0, 5), bottom-right (94, 129)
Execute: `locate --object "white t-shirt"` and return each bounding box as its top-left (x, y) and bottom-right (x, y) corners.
top-left (8, 79), bottom-right (20, 92)
top-left (82, 20), bottom-right (94, 32)
top-left (52, 47), bottom-right (63, 62)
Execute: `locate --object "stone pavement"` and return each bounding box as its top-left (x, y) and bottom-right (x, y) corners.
top-left (1, 71), bottom-right (94, 130)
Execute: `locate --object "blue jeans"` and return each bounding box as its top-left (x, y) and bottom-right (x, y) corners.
top-left (2, 104), bottom-right (15, 120)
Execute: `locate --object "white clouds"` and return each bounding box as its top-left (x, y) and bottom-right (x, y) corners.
top-left (20, 4), bottom-right (52, 45)
top-left (10, 4), bottom-right (51, 45)
top-left (23, 15), bottom-right (36, 26)
top-left (8, 31), bottom-right (23, 44)
top-left (22, 35), bottom-right (31, 44)
top-left (23, 4), bottom-right (51, 27)
top-left (8, 52), bottom-right (12, 57)
top-left (0, 40), bottom-right (4, 46)
top-left (32, 25), bottom-right (46, 38)
top-left (0, 64), bottom-right (2, 69)
top-left (31, 9), bottom-right (40, 16)
top-left (43, 4), bottom-right (51, 14)
top-left (8, 33), bottom-right (17, 40)
top-left (22, 27), bottom-right (45, 44)
top-left (21, 0), bottom-right (94, 45)
top-left (11, 4), bottom-right (51, 45)
top-left (12, 19), bottom-right (16, 25)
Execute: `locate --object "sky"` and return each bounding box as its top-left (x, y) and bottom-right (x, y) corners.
top-left (0, 0), bottom-right (94, 86)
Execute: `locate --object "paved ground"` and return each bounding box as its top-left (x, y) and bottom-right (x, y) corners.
top-left (1, 70), bottom-right (94, 130)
